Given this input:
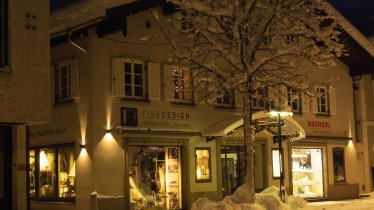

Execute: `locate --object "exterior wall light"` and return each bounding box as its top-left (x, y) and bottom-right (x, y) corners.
top-left (80, 144), bottom-right (86, 149)
top-left (105, 129), bottom-right (112, 134)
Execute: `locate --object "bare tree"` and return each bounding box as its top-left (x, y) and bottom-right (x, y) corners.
top-left (152, 0), bottom-right (344, 203)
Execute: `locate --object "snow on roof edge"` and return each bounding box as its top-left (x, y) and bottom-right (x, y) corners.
top-left (325, 2), bottom-right (374, 59)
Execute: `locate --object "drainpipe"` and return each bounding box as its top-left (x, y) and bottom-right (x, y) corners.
top-left (68, 30), bottom-right (87, 53)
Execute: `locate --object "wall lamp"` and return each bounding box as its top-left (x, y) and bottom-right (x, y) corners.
top-left (105, 129), bottom-right (112, 134)
top-left (80, 144), bottom-right (86, 149)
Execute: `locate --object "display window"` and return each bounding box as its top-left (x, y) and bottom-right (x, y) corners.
top-left (220, 146), bottom-right (245, 196)
top-left (29, 143), bottom-right (75, 202)
top-left (291, 148), bottom-right (324, 198)
top-left (128, 146), bottom-right (182, 210)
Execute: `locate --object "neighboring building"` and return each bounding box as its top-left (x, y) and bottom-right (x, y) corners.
top-left (0, 1), bottom-right (50, 210)
top-left (28, 1), bottom-right (374, 210)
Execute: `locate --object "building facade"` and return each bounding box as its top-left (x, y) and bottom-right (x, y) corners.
top-left (0, 1), bottom-right (50, 210)
top-left (29, 1), bottom-right (374, 210)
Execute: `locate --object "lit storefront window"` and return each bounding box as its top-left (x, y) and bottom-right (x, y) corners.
top-left (333, 147), bottom-right (346, 183)
top-left (29, 144), bottom-right (75, 201)
top-left (195, 148), bottom-right (211, 182)
top-left (128, 146), bottom-right (182, 210)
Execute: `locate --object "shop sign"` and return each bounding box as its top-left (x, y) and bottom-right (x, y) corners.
top-left (307, 120), bottom-right (330, 129)
top-left (141, 109), bottom-right (192, 129)
top-left (29, 127), bottom-right (67, 138)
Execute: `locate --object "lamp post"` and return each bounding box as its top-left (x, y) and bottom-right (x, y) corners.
top-left (268, 110), bottom-right (293, 203)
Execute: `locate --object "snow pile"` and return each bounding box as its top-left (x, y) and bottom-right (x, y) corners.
top-left (191, 186), bottom-right (309, 210)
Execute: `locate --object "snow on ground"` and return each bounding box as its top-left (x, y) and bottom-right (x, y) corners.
top-left (191, 186), bottom-right (374, 210)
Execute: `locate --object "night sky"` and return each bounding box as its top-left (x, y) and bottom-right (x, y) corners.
top-left (328, 0), bottom-right (374, 36)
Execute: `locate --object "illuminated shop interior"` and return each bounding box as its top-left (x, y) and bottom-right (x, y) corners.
top-left (291, 148), bottom-right (324, 198)
top-left (128, 146), bottom-right (182, 210)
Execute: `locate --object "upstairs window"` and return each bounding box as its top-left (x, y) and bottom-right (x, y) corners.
top-left (332, 147), bottom-right (346, 183)
top-left (252, 88), bottom-right (267, 110)
top-left (216, 89), bottom-right (235, 107)
top-left (316, 86), bottom-right (329, 114)
top-left (112, 58), bottom-right (147, 99)
top-left (287, 87), bottom-right (301, 113)
top-left (54, 59), bottom-right (79, 103)
top-left (172, 66), bottom-right (193, 102)
top-left (0, 0), bottom-right (9, 67)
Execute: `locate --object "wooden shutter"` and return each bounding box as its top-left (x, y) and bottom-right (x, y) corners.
top-left (70, 59), bottom-right (80, 98)
top-left (329, 86), bottom-right (337, 115)
top-left (163, 64), bottom-right (174, 101)
top-left (148, 62), bottom-right (161, 100)
top-left (301, 93), bottom-right (310, 113)
top-left (235, 90), bottom-right (243, 107)
top-left (311, 88), bottom-right (319, 114)
top-left (112, 57), bottom-right (125, 97)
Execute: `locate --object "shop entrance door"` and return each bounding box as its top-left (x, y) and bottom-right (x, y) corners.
top-left (221, 146), bottom-right (246, 196)
top-left (128, 146), bottom-right (182, 210)
top-left (291, 148), bottom-right (324, 198)
top-left (0, 126), bottom-right (12, 210)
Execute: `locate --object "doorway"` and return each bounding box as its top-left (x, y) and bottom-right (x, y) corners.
top-left (0, 126), bottom-right (12, 210)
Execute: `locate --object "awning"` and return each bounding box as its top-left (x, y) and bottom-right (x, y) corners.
top-left (201, 111), bottom-right (306, 139)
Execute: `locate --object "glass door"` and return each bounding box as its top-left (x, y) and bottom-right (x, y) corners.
top-left (291, 148), bottom-right (324, 198)
top-left (221, 146), bottom-right (245, 196)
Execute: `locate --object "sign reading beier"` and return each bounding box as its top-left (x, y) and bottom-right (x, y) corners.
top-left (307, 120), bottom-right (330, 129)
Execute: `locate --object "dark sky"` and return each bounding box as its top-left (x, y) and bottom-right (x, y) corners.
top-left (328, 0), bottom-right (374, 36)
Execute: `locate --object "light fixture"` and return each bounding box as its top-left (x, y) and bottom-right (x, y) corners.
top-left (105, 129), bottom-right (112, 134)
top-left (80, 144), bottom-right (86, 149)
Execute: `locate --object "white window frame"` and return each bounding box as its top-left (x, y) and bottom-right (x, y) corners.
top-left (172, 65), bottom-right (193, 102)
top-left (123, 59), bottom-right (146, 99)
top-left (56, 62), bottom-right (71, 102)
top-left (287, 87), bottom-right (301, 113)
top-left (316, 86), bottom-right (329, 114)
top-left (252, 88), bottom-right (266, 110)
top-left (216, 89), bottom-right (235, 107)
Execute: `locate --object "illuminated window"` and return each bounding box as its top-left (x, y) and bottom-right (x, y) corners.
top-left (0, 0), bottom-right (8, 67)
top-left (317, 86), bottom-right (329, 114)
top-left (216, 89), bottom-right (235, 107)
top-left (195, 148), bottom-right (211, 182)
top-left (287, 87), bottom-right (301, 113)
top-left (333, 147), bottom-right (346, 183)
top-left (272, 149), bottom-right (281, 178)
top-left (252, 88), bottom-right (267, 110)
top-left (55, 59), bottom-right (79, 103)
top-left (29, 144), bottom-right (75, 202)
top-left (173, 66), bottom-right (192, 102)
top-left (124, 59), bottom-right (146, 98)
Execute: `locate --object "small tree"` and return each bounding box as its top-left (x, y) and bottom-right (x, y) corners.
top-left (153, 0), bottom-right (344, 203)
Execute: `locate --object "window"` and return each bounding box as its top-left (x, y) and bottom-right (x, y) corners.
top-left (29, 144), bottom-right (75, 202)
top-left (195, 148), bottom-right (211, 182)
top-left (287, 87), bottom-right (301, 113)
top-left (272, 149), bottom-right (281, 178)
top-left (124, 59), bottom-right (146, 98)
top-left (216, 89), bottom-right (235, 107)
top-left (252, 88), bottom-right (266, 110)
top-left (285, 35), bottom-right (296, 44)
top-left (54, 59), bottom-right (79, 103)
top-left (173, 66), bottom-right (192, 102)
top-left (333, 147), bottom-right (346, 183)
top-left (316, 86), bottom-right (329, 114)
top-left (0, 0), bottom-right (9, 67)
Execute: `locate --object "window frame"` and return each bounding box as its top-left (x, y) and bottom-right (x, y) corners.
top-left (316, 86), bottom-right (329, 115)
top-left (252, 88), bottom-right (267, 110)
top-left (56, 62), bottom-right (71, 103)
top-left (287, 87), bottom-right (302, 113)
top-left (216, 89), bottom-right (235, 108)
top-left (195, 147), bottom-right (212, 183)
top-left (332, 147), bottom-right (346, 183)
top-left (29, 143), bottom-right (76, 202)
top-left (123, 59), bottom-right (146, 99)
top-left (172, 65), bottom-right (193, 103)
top-left (0, 0), bottom-right (9, 68)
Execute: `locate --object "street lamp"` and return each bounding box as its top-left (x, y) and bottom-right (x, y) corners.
top-left (268, 110), bottom-right (293, 203)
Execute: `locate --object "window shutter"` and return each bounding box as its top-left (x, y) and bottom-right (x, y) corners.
top-left (163, 64), bottom-right (174, 101)
top-left (235, 90), bottom-right (243, 107)
top-left (51, 65), bottom-right (55, 103)
top-left (148, 62), bottom-right (161, 100)
top-left (329, 86), bottom-right (337, 115)
top-left (301, 93), bottom-right (310, 113)
top-left (70, 59), bottom-right (80, 98)
top-left (112, 57), bottom-right (125, 97)
top-left (311, 96), bottom-right (318, 113)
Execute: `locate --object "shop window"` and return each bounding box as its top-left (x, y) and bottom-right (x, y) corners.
top-left (195, 148), bottom-right (211, 182)
top-left (287, 87), bottom-right (301, 113)
top-left (172, 66), bottom-right (193, 102)
top-left (54, 59), bottom-right (80, 103)
top-left (216, 89), bottom-right (235, 107)
top-left (272, 149), bottom-right (281, 178)
top-left (316, 86), bottom-right (329, 114)
top-left (128, 146), bottom-right (182, 210)
top-left (121, 107), bottom-right (138, 126)
top-left (333, 147), bottom-right (346, 183)
top-left (29, 144), bottom-right (75, 202)
top-left (252, 88), bottom-right (267, 110)
top-left (0, 0), bottom-right (8, 68)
